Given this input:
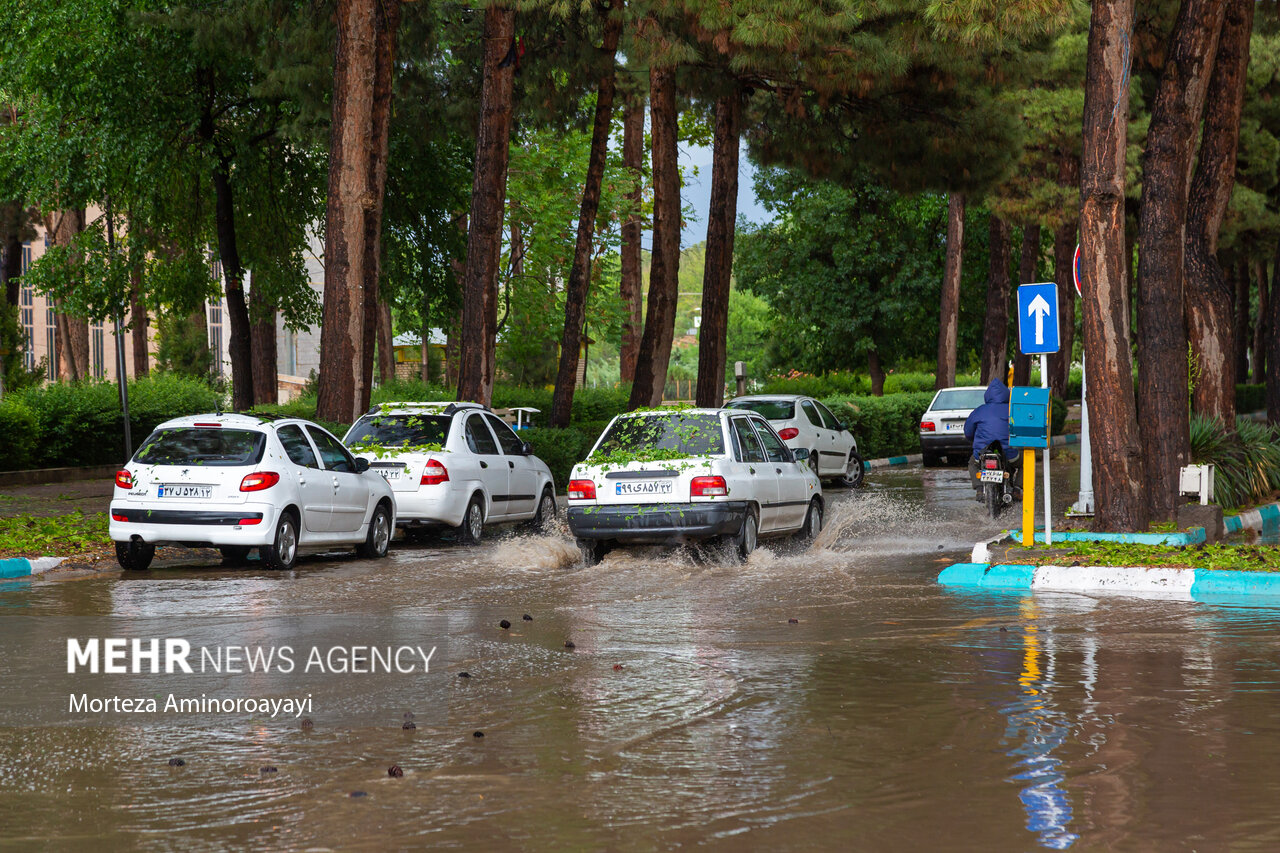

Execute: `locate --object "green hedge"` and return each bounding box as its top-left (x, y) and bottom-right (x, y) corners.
top-left (368, 380), bottom-right (632, 428)
top-left (0, 397), bottom-right (38, 471)
top-left (1237, 384), bottom-right (1266, 414)
top-left (519, 426), bottom-right (596, 490)
top-left (7, 374), bottom-right (223, 470)
top-left (762, 368), bottom-right (1089, 401)
top-left (818, 392), bottom-right (936, 460)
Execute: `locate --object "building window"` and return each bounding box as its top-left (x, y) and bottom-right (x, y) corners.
top-left (284, 328), bottom-right (296, 376)
top-left (91, 320), bottom-right (106, 379)
top-left (207, 301), bottom-right (224, 376)
top-left (20, 285), bottom-right (34, 371)
top-left (45, 307), bottom-right (57, 380)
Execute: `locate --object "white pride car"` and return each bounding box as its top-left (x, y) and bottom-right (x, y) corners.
top-left (109, 413), bottom-right (396, 571)
top-left (565, 408), bottom-right (824, 565)
top-left (342, 402), bottom-right (556, 543)
top-left (725, 395), bottom-right (864, 487)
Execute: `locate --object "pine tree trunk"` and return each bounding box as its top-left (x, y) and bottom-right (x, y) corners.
top-left (1081, 0), bottom-right (1148, 532)
top-left (1233, 260), bottom-right (1250, 383)
top-left (48, 209), bottom-right (89, 381)
top-left (1252, 260), bottom-right (1268, 385)
top-left (250, 288), bottom-right (277, 405)
top-left (619, 98), bottom-right (644, 385)
top-left (628, 66), bottom-right (680, 409)
top-left (1013, 224), bottom-right (1042, 387)
top-left (868, 349), bottom-right (885, 396)
top-left (203, 134), bottom-right (253, 409)
top-left (696, 89), bottom-right (742, 409)
top-left (1185, 0), bottom-right (1251, 426)
top-left (1268, 240), bottom-right (1280, 424)
top-left (1136, 0), bottom-right (1226, 520)
top-left (935, 193), bottom-right (965, 390)
top-left (129, 264), bottom-right (148, 377)
top-left (317, 0), bottom-right (400, 422)
top-left (377, 295), bottom-right (394, 385)
top-left (1050, 217), bottom-right (1077, 399)
top-left (550, 3), bottom-right (624, 427)
top-left (980, 215), bottom-right (1012, 385)
top-left (457, 6), bottom-right (516, 405)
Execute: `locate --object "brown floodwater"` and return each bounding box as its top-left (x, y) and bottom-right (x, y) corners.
top-left (3, 462), bottom-right (1280, 851)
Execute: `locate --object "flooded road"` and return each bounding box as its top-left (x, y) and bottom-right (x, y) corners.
top-left (4, 461), bottom-right (1280, 850)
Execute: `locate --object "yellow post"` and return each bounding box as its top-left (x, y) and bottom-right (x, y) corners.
top-left (1022, 447), bottom-right (1036, 547)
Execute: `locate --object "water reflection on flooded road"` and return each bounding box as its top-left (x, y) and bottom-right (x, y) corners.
top-left (3, 462), bottom-right (1280, 850)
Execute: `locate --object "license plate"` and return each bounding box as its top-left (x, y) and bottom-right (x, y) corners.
top-left (374, 466), bottom-right (404, 481)
top-left (979, 470), bottom-right (1005, 483)
top-left (945, 423), bottom-right (964, 432)
top-left (156, 484), bottom-right (213, 498)
top-left (615, 481), bottom-right (673, 496)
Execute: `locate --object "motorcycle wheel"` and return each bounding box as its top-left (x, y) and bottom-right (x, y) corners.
top-left (985, 483), bottom-right (1002, 520)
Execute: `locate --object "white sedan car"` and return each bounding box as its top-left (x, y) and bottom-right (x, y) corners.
top-left (109, 413), bottom-right (396, 571)
top-left (342, 402), bottom-right (556, 543)
top-left (566, 408), bottom-right (823, 565)
top-left (725, 395), bottom-right (863, 487)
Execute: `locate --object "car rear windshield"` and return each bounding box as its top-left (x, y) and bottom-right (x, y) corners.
top-left (725, 399), bottom-right (795, 420)
top-left (345, 414), bottom-right (451, 448)
top-left (134, 428), bottom-right (266, 467)
top-left (593, 413), bottom-right (725, 458)
top-left (930, 389), bottom-right (987, 411)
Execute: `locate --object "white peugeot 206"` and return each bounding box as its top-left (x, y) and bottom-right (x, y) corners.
top-left (109, 413), bottom-right (396, 571)
top-left (565, 408), bottom-right (823, 566)
top-left (341, 402), bottom-right (557, 543)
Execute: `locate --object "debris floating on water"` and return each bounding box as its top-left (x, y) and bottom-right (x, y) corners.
top-left (349, 791), bottom-right (367, 798)
top-left (473, 731), bottom-right (485, 738)
top-left (167, 758), bottom-right (185, 767)
top-left (522, 614), bottom-right (533, 621)
top-left (458, 671), bottom-right (471, 679)
top-left (300, 718), bottom-right (315, 730)
top-left (403, 721), bottom-right (416, 730)
top-left (564, 641), bottom-right (576, 649)
top-left (612, 663), bottom-right (624, 671)
top-left (788, 618), bottom-right (799, 624)
top-left (499, 619), bottom-right (511, 630)
top-left (387, 765), bottom-right (404, 778)
top-left (260, 766), bottom-right (277, 774)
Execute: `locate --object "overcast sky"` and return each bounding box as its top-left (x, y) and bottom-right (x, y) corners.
top-left (677, 141), bottom-right (771, 249)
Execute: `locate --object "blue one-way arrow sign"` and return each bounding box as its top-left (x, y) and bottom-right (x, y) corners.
top-left (1017, 282), bottom-right (1060, 355)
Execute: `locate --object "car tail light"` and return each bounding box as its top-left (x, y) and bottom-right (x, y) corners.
top-left (920, 421), bottom-right (935, 432)
top-left (115, 470), bottom-right (133, 489)
top-left (984, 459), bottom-right (999, 470)
top-left (420, 458), bottom-right (449, 486)
top-left (111, 513), bottom-right (128, 522)
top-left (777, 427), bottom-right (799, 440)
top-left (691, 475), bottom-right (728, 497)
top-left (238, 518), bottom-right (262, 525)
top-left (568, 479), bottom-right (596, 500)
top-left (240, 472), bottom-right (280, 492)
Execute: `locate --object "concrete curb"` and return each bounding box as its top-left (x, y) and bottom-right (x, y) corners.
top-left (0, 464), bottom-right (119, 488)
top-left (939, 561), bottom-right (1280, 602)
top-left (1225, 502), bottom-right (1280, 535)
top-left (861, 433), bottom-right (1080, 472)
top-left (0, 556), bottom-right (68, 579)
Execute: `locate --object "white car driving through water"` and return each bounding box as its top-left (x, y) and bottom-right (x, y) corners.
top-left (342, 402), bottom-right (557, 543)
top-left (565, 408), bottom-right (824, 565)
top-left (109, 413), bottom-right (396, 571)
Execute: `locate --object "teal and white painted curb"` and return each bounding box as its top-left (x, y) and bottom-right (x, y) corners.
top-left (0, 556), bottom-right (67, 579)
top-left (862, 433), bottom-right (1080, 471)
top-left (939, 561), bottom-right (1280, 602)
top-left (1008, 527), bottom-right (1206, 546)
top-left (1224, 502), bottom-right (1280, 535)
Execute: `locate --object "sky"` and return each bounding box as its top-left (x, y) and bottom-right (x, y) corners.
top-left (677, 141), bottom-right (771, 249)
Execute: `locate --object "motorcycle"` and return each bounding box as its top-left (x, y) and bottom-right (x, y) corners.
top-left (976, 442), bottom-right (1020, 520)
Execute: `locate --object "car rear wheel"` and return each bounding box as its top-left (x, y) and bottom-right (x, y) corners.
top-left (577, 537), bottom-right (609, 567)
top-left (261, 511), bottom-right (299, 570)
top-left (457, 495), bottom-right (484, 545)
top-left (731, 510), bottom-right (758, 562)
top-left (837, 451), bottom-right (865, 488)
top-left (357, 501), bottom-right (393, 559)
top-left (807, 450), bottom-right (820, 478)
top-left (115, 540), bottom-right (155, 571)
top-left (922, 451), bottom-right (943, 468)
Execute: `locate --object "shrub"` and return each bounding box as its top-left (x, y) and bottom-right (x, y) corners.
top-left (1236, 384), bottom-right (1266, 414)
top-left (1190, 415), bottom-right (1280, 510)
top-left (0, 397), bottom-right (38, 472)
top-left (520, 426), bottom-right (595, 490)
top-left (819, 392), bottom-right (936, 459)
top-left (1050, 396), bottom-right (1067, 436)
top-left (13, 374), bottom-right (223, 468)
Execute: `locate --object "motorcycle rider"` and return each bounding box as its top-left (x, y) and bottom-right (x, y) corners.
top-left (963, 377), bottom-right (1020, 498)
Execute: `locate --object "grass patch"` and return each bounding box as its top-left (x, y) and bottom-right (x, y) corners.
top-left (0, 511), bottom-right (110, 559)
top-left (1021, 539), bottom-right (1280, 573)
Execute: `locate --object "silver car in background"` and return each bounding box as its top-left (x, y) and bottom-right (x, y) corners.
top-left (918, 386), bottom-right (987, 466)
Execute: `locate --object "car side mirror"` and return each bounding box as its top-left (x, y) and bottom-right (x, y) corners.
top-left (521, 441), bottom-right (532, 456)
top-left (792, 447), bottom-right (810, 462)
top-left (354, 456), bottom-right (371, 474)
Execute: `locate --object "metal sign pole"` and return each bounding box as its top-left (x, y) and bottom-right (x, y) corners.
top-left (1041, 353), bottom-right (1051, 546)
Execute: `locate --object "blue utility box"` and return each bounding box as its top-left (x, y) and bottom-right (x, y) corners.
top-left (1008, 387), bottom-right (1050, 449)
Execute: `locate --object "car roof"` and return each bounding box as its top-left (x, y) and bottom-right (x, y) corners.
top-left (364, 401), bottom-right (487, 416)
top-left (152, 413), bottom-right (277, 430)
top-left (615, 407), bottom-right (728, 418)
top-left (727, 394), bottom-right (805, 402)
